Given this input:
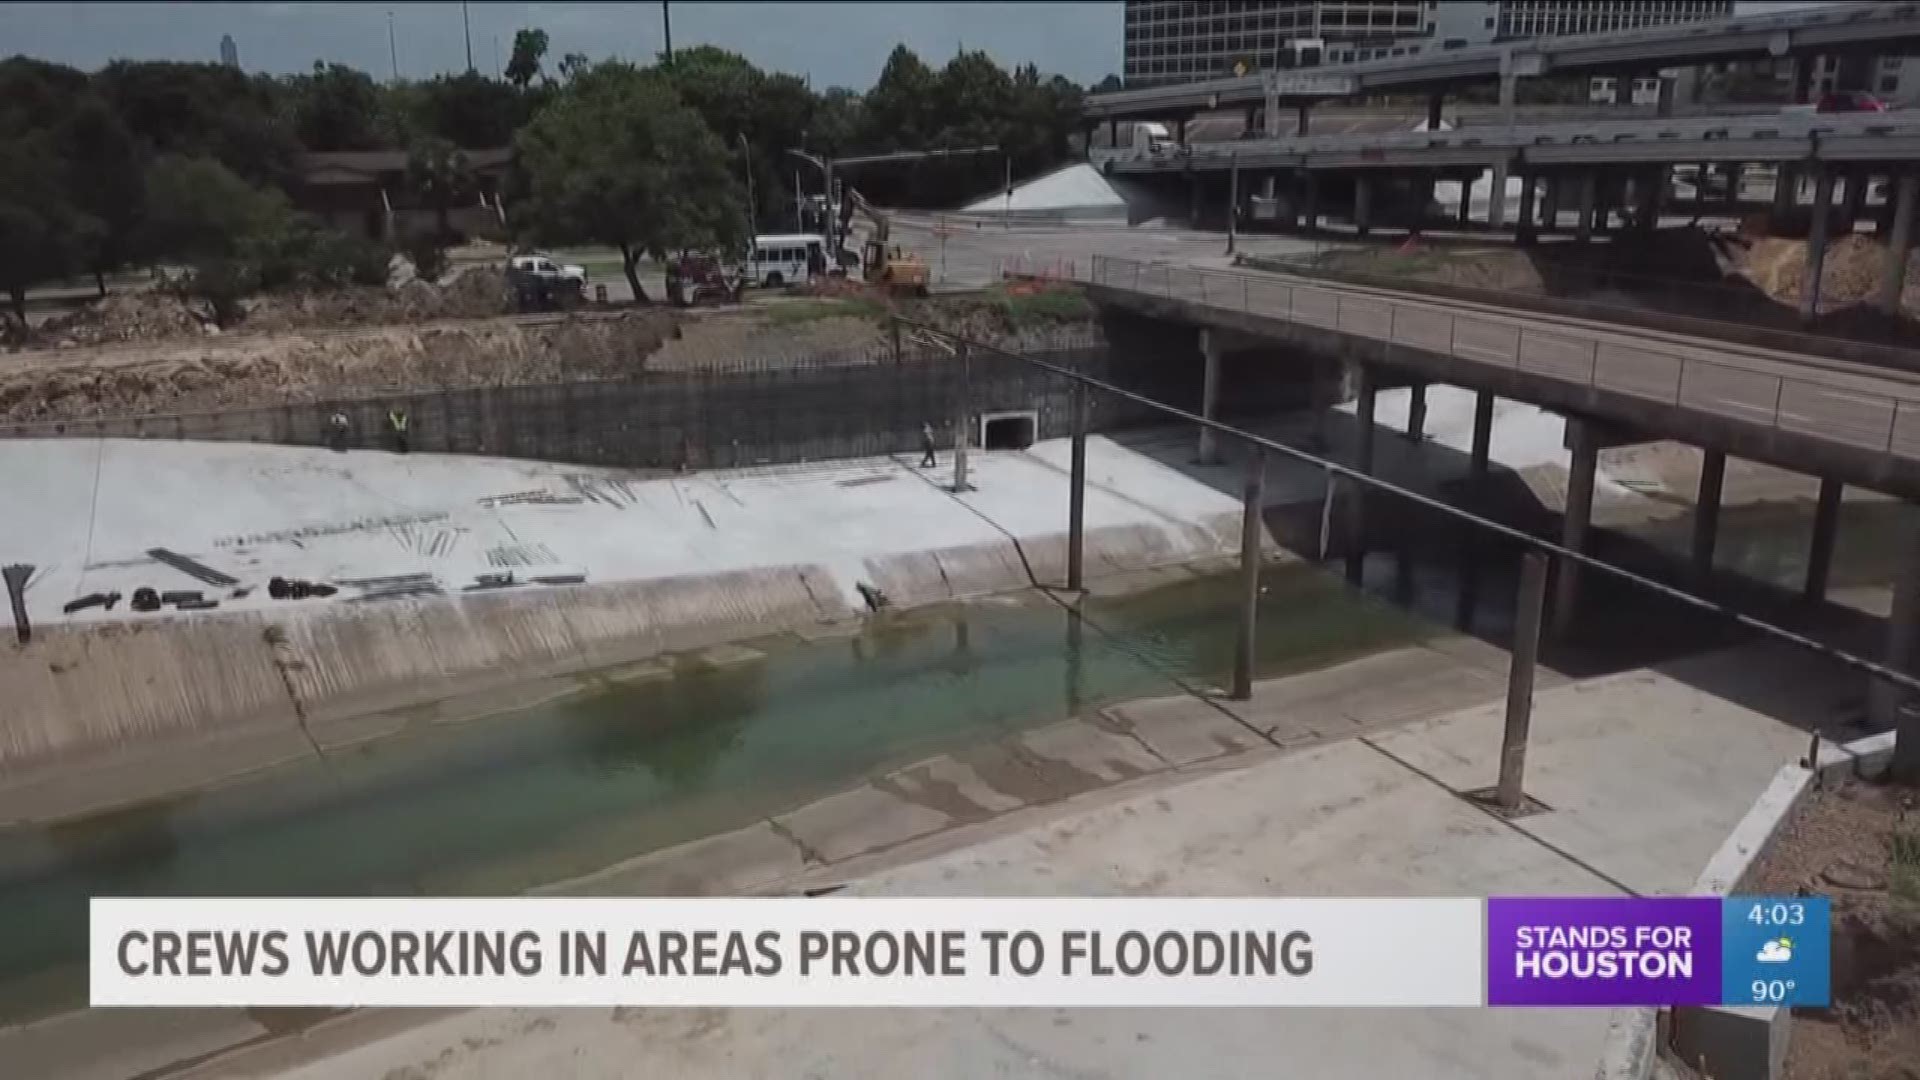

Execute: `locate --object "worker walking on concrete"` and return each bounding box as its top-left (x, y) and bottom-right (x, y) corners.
top-left (388, 407), bottom-right (410, 454)
top-left (920, 422), bottom-right (937, 468)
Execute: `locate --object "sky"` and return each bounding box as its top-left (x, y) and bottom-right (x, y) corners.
top-left (0, 2), bottom-right (1127, 89)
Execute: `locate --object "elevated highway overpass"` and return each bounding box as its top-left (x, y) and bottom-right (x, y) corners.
top-left (1086, 2), bottom-right (1920, 124)
top-left (1073, 255), bottom-right (1920, 651)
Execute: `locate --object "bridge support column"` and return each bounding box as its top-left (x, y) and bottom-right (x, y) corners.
top-left (1107, 118), bottom-right (1118, 150)
top-left (1801, 169), bottom-right (1836, 324)
top-left (1455, 390), bottom-right (1497, 630)
top-left (1488, 163), bottom-right (1509, 229)
top-left (1841, 169), bottom-right (1868, 229)
top-left (1804, 478), bottom-right (1844, 604)
top-left (1189, 174), bottom-right (1203, 227)
top-left (1427, 92), bottom-right (1444, 132)
top-left (1301, 172), bottom-right (1319, 233)
top-left (1405, 382), bottom-right (1428, 443)
top-left (1691, 449), bottom-right (1725, 582)
top-left (1878, 172), bottom-right (1917, 315)
top-left (1515, 171), bottom-right (1538, 245)
top-left (1354, 173), bottom-right (1374, 237)
top-left (1538, 175), bottom-right (1559, 233)
top-left (1870, 520), bottom-right (1920, 729)
top-left (1575, 172), bottom-right (1598, 243)
top-left (1633, 166), bottom-right (1662, 235)
top-left (1457, 176), bottom-right (1473, 226)
top-left (1296, 104), bottom-right (1311, 137)
top-left (1773, 164), bottom-right (1798, 219)
top-left (1551, 418), bottom-right (1599, 641)
top-left (1198, 329), bottom-right (1222, 466)
top-left (1723, 163), bottom-right (1743, 208)
top-left (1346, 364), bottom-right (1377, 586)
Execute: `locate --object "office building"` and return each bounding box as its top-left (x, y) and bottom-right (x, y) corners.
top-left (219, 34), bottom-right (240, 69)
top-left (1122, 1), bottom-right (1736, 88)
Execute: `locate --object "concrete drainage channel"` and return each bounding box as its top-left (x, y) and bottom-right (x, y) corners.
top-left (1594, 728), bottom-right (1898, 1080)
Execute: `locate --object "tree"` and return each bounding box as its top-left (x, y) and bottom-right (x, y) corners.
top-left (1091, 73), bottom-right (1124, 94)
top-left (506, 28), bottom-right (550, 90)
top-left (663, 47), bottom-right (816, 224)
top-left (140, 154), bottom-right (275, 262)
top-left (93, 60), bottom-right (297, 184)
top-left (558, 53), bottom-right (591, 83)
top-left (414, 71), bottom-right (525, 147)
top-left (0, 133), bottom-right (93, 322)
top-left (59, 97), bottom-right (146, 295)
top-left (863, 45), bottom-right (936, 150)
top-left (515, 63), bottom-right (745, 301)
top-left (284, 61), bottom-right (385, 151)
top-left (407, 135), bottom-right (471, 240)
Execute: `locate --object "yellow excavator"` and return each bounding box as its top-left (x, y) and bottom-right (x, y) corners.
top-left (840, 187), bottom-right (931, 297)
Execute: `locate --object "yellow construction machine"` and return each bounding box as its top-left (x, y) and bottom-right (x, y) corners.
top-left (841, 187), bottom-right (931, 297)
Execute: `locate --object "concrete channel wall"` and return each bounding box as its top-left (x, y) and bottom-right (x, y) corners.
top-left (0, 564), bottom-right (847, 781)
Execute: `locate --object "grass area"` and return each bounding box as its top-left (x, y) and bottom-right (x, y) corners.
top-left (761, 297), bottom-right (889, 325)
top-left (982, 283), bottom-right (1094, 326)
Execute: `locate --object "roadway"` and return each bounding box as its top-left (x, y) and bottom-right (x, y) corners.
top-left (1075, 255), bottom-right (1920, 499)
top-left (1087, 1), bottom-right (1920, 120)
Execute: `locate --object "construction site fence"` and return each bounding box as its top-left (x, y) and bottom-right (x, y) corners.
top-left (0, 331), bottom-right (1177, 472)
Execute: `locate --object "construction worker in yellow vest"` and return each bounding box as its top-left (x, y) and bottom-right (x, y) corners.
top-left (388, 407), bottom-right (410, 454)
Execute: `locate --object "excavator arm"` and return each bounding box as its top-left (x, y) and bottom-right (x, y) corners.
top-left (842, 186), bottom-right (889, 244)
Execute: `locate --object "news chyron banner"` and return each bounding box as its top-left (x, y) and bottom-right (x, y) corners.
top-left (90, 895), bottom-right (1830, 1009)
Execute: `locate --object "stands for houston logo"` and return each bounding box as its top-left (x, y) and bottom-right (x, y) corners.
top-left (1486, 898), bottom-right (1722, 1006)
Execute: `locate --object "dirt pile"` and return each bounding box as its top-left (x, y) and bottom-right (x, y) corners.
top-left (1741, 233), bottom-right (1919, 309)
top-left (0, 309), bottom-right (680, 423)
top-left (34, 292), bottom-right (212, 348)
top-left (10, 268), bottom-right (515, 354)
top-left (1744, 779), bottom-right (1920, 1080)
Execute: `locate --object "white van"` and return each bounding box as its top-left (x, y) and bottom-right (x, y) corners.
top-left (747, 234), bottom-right (826, 287)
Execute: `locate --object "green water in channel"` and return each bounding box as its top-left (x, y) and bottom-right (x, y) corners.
top-left (0, 564), bottom-right (1431, 1020)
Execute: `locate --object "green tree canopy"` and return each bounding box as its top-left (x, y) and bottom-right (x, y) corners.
top-left (514, 62), bottom-right (745, 301)
top-left (284, 61), bottom-right (385, 151)
top-left (0, 131), bottom-right (94, 320)
top-left (406, 135), bottom-right (472, 240)
top-left (93, 60), bottom-right (297, 184)
top-left (506, 28), bottom-right (550, 89)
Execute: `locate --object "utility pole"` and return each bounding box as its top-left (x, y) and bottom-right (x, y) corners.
top-left (461, 1), bottom-right (474, 73)
top-left (662, 1), bottom-right (674, 67)
top-left (738, 134), bottom-right (755, 236)
top-left (387, 10), bottom-right (398, 82)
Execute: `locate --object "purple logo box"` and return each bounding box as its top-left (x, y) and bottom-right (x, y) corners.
top-left (1487, 897), bottom-right (1722, 1007)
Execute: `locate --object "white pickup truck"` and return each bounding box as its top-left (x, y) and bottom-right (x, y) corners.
top-left (507, 253), bottom-right (588, 292)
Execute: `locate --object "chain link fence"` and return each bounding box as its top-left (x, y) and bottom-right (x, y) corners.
top-left (0, 327), bottom-right (1178, 472)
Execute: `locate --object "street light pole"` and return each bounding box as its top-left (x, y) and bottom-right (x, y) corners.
top-left (737, 134), bottom-right (755, 237)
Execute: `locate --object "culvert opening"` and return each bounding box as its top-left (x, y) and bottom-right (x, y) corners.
top-left (980, 410), bottom-right (1038, 451)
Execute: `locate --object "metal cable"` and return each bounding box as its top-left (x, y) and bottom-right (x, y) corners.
top-left (891, 315), bottom-right (1920, 697)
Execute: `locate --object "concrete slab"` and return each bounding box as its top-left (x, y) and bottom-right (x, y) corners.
top-left (537, 822), bottom-right (809, 898)
top-left (1015, 717), bottom-right (1168, 782)
top-left (773, 785), bottom-right (953, 864)
top-left (1220, 645), bottom-right (1498, 741)
top-left (1368, 663), bottom-right (1810, 896)
top-left (878, 755), bottom-right (1027, 820)
top-left (1099, 697), bottom-right (1264, 766)
top-left (2, 1008), bottom-right (267, 1080)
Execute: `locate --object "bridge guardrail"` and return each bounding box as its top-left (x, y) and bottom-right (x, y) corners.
top-left (1082, 254), bottom-right (1920, 462)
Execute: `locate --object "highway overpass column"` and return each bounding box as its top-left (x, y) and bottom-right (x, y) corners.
top-left (1198, 329), bottom-right (1222, 466)
top-left (1575, 172), bottom-right (1598, 244)
top-left (1302, 172), bottom-right (1320, 233)
top-left (1354, 174), bottom-right (1374, 237)
top-left (1427, 92), bottom-right (1444, 132)
top-left (1488, 162), bottom-right (1510, 229)
top-left (1454, 390), bottom-right (1498, 630)
top-left (1840, 169), bottom-right (1868, 228)
top-left (1878, 172), bottom-right (1918, 315)
top-left (1515, 171), bottom-right (1538, 246)
top-left (1456, 177), bottom-right (1473, 226)
top-left (1346, 364), bottom-right (1377, 586)
top-left (1723, 164), bottom-right (1743, 208)
top-left (1691, 450), bottom-right (1726, 582)
top-left (1773, 165), bottom-right (1798, 219)
top-left (1801, 169), bottom-right (1837, 323)
top-left (1551, 418), bottom-right (1599, 640)
top-left (1406, 382), bottom-right (1428, 443)
top-left (1538, 175), bottom-right (1559, 234)
top-left (1632, 166), bottom-right (1662, 235)
top-left (1296, 104), bottom-right (1311, 137)
top-left (1871, 523), bottom-right (1920, 728)
top-left (1804, 478), bottom-right (1844, 603)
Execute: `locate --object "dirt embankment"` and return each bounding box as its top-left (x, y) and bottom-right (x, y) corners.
top-left (0, 282), bottom-right (1103, 425)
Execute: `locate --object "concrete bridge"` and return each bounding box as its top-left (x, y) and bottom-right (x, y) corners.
top-left (1078, 255), bottom-right (1920, 698)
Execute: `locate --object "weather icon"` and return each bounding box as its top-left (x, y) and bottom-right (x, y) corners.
top-left (1756, 938), bottom-right (1793, 964)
